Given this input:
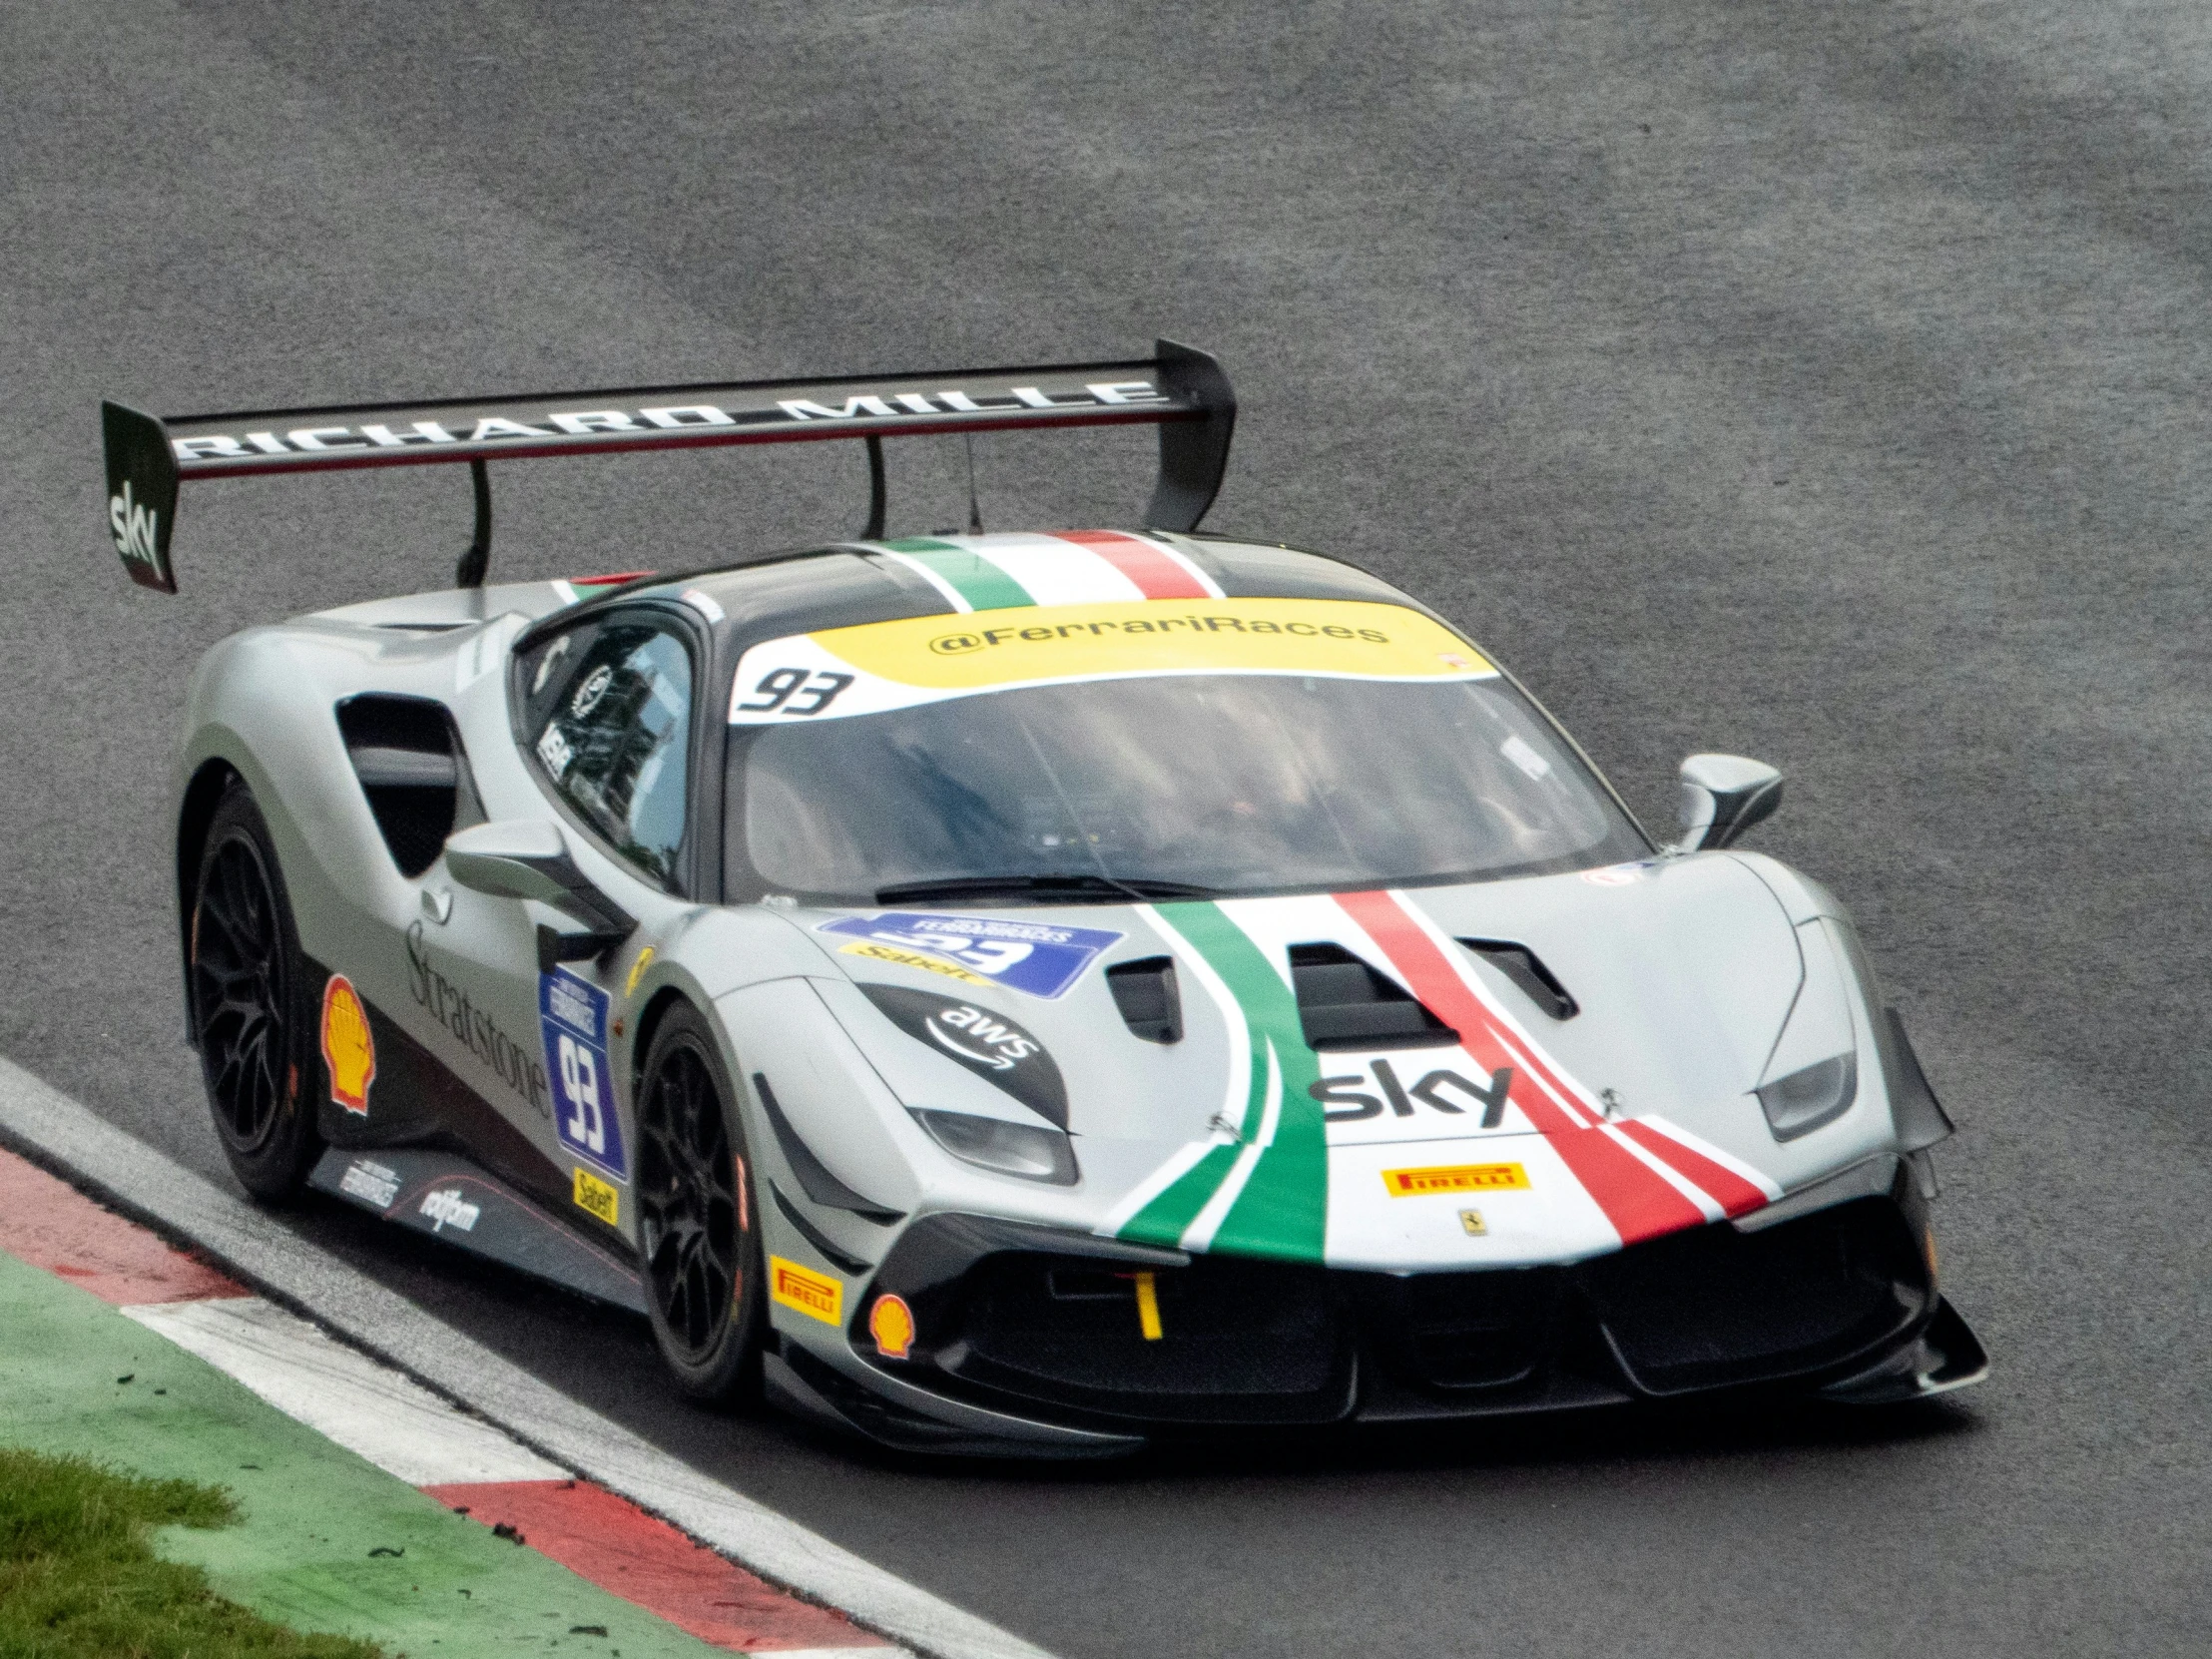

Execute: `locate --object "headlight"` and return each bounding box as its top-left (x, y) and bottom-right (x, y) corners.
top-left (1757, 1052), bottom-right (1857, 1141)
top-left (909, 1108), bottom-right (1079, 1185)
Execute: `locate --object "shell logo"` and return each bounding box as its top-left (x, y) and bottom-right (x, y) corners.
top-left (320, 974), bottom-right (376, 1116)
top-left (868, 1293), bottom-right (916, 1361)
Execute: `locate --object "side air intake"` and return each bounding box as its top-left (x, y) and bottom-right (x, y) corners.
top-left (1290, 943), bottom-right (1457, 1050)
top-left (335, 696), bottom-right (478, 878)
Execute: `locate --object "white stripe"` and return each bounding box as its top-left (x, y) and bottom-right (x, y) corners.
top-left (1099, 902), bottom-right (1256, 1238)
top-left (1636, 1115), bottom-right (1786, 1202)
top-left (876, 549), bottom-right (975, 613)
top-left (1598, 1125), bottom-right (1725, 1223)
top-left (1179, 1039), bottom-right (1282, 1252)
top-left (960, 533), bottom-right (1146, 606)
top-left (1097, 1135), bottom-right (1216, 1236)
top-left (0, 1057), bottom-right (1037, 1659)
top-left (122, 1297), bottom-right (566, 1486)
top-left (550, 579), bottom-right (580, 606)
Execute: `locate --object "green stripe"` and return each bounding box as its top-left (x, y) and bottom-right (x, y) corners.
top-left (880, 537), bottom-right (1034, 610)
top-left (1118, 904), bottom-right (1330, 1264)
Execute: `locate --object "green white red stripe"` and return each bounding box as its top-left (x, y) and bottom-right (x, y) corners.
top-left (871, 531), bottom-right (1223, 612)
top-left (1105, 889), bottom-right (1779, 1268)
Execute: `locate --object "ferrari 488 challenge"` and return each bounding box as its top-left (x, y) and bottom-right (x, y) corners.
top-left (102, 341), bottom-right (1983, 1455)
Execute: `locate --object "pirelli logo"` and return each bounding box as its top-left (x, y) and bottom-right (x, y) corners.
top-left (1381, 1163), bottom-right (1530, 1198)
top-left (770, 1256), bottom-right (844, 1325)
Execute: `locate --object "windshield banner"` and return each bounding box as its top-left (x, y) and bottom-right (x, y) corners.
top-left (729, 597), bottom-right (1495, 725)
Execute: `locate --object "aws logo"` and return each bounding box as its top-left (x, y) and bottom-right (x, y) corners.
top-left (109, 480), bottom-right (161, 568)
top-left (1309, 1057), bottom-right (1514, 1126)
top-left (858, 982), bottom-right (1068, 1127)
top-left (923, 1002), bottom-right (1037, 1071)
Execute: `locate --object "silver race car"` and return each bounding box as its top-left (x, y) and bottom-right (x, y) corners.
top-left (104, 342), bottom-right (1984, 1456)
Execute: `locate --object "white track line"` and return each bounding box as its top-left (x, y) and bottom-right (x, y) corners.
top-left (123, 1297), bottom-right (566, 1486)
top-left (0, 1055), bottom-right (1055, 1659)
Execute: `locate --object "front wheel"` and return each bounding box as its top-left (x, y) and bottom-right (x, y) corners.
top-left (636, 1003), bottom-right (764, 1401)
top-left (189, 781), bottom-right (321, 1200)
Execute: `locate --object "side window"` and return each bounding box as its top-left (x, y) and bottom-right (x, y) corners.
top-left (522, 619), bottom-right (694, 887)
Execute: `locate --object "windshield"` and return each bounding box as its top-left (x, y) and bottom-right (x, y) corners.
top-left (727, 672), bottom-right (1646, 903)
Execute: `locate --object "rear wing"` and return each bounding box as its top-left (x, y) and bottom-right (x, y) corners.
top-left (101, 338), bottom-right (1234, 593)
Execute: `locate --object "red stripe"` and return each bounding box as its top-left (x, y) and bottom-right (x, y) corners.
top-left (0, 1147), bottom-right (250, 1305)
top-left (1052, 529), bottom-right (1212, 598)
top-left (1616, 1120), bottom-right (1770, 1218)
top-left (424, 1479), bottom-right (889, 1652)
top-left (1332, 890), bottom-right (1707, 1246)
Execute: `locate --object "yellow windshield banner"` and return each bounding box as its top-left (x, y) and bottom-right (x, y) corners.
top-left (730, 598), bottom-right (1495, 724)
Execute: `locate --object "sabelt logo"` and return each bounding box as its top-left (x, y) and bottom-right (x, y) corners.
top-left (1382, 1163), bottom-right (1531, 1197)
top-left (165, 380), bottom-right (1170, 463)
top-left (572, 1167), bottom-right (621, 1227)
top-left (108, 480), bottom-right (161, 568)
top-left (770, 1256), bottom-right (843, 1325)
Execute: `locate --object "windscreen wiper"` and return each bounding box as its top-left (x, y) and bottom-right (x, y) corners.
top-left (874, 873), bottom-right (1220, 905)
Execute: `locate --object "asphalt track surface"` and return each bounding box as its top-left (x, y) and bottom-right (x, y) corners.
top-left (3, 3), bottom-right (2208, 1655)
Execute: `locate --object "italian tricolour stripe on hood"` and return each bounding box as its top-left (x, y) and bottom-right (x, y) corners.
top-left (1103, 889), bottom-right (1779, 1269)
top-left (872, 530), bottom-right (1223, 610)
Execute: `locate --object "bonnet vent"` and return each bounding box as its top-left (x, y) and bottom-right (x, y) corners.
top-left (1107, 957), bottom-right (1183, 1043)
top-left (1290, 943), bottom-right (1457, 1050)
top-left (1459, 939), bottom-right (1579, 1020)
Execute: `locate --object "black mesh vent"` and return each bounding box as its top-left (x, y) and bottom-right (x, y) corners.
top-left (336, 696), bottom-right (463, 878)
top-left (948, 1253), bottom-right (1355, 1424)
top-left (1372, 1268), bottom-right (1558, 1389)
top-left (1290, 942), bottom-right (1456, 1050)
top-left (1575, 1199), bottom-right (1931, 1394)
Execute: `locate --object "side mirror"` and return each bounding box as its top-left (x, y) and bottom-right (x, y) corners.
top-left (1675, 754), bottom-right (1783, 852)
top-left (443, 821), bottom-right (635, 966)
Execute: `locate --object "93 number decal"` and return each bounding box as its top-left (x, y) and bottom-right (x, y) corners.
top-left (558, 1033), bottom-right (606, 1157)
top-left (737, 667), bottom-right (853, 717)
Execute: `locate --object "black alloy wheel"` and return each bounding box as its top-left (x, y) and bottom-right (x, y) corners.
top-left (637, 1003), bottom-right (763, 1400)
top-left (190, 782), bottom-right (320, 1198)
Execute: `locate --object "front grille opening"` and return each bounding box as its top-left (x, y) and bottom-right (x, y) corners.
top-left (949, 1253), bottom-right (1356, 1424)
top-left (1290, 943), bottom-right (1457, 1050)
top-left (1575, 1199), bottom-right (1931, 1394)
top-left (336, 695), bottom-right (471, 878)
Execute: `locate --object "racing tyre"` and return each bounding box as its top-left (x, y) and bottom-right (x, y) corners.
top-left (189, 781), bottom-right (322, 1200)
top-left (637, 1003), bottom-right (765, 1402)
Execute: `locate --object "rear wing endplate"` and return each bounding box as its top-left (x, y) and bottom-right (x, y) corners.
top-left (101, 339), bottom-right (1234, 593)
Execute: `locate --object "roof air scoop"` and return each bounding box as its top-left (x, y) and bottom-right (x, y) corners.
top-left (1290, 943), bottom-right (1458, 1050)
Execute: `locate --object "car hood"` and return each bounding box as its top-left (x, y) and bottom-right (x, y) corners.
top-left (797, 853), bottom-right (1894, 1270)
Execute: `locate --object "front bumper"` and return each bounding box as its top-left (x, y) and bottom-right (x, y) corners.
top-left (768, 1191), bottom-right (1984, 1457)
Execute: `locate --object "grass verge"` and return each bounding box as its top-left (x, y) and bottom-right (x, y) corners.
top-left (0, 1446), bottom-right (382, 1659)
